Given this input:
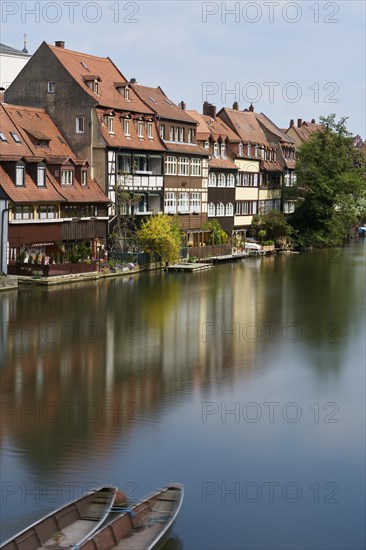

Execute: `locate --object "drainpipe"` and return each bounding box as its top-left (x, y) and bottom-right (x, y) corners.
top-left (90, 107), bottom-right (94, 179)
top-left (1, 206), bottom-right (11, 275)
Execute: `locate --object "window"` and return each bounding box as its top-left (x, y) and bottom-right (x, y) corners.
top-left (147, 122), bottom-right (153, 139)
top-left (124, 87), bottom-right (130, 100)
top-left (218, 173), bottom-right (226, 187)
top-left (35, 139), bottom-right (49, 148)
top-left (225, 203), bottom-right (234, 216)
top-left (37, 164), bottom-right (46, 187)
top-left (216, 202), bottom-right (224, 216)
top-left (13, 206), bottom-right (33, 220)
top-left (61, 170), bottom-right (73, 185)
top-left (124, 118), bottom-right (130, 136)
top-left (16, 162), bottom-right (25, 186)
top-left (238, 143), bottom-right (243, 156)
top-left (179, 128), bottom-right (184, 142)
top-left (188, 129), bottom-right (193, 143)
top-left (254, 145), bottom-right (258, 157)
top-left (208, 203), bottom-right (215, 217)
top-left (190, 158), bottom-right (201, 176)
top-left (160, 125), bottom-right (165, 139)
top-left (81, 170), bottom-right (87, 186)
top-left (117, 153), bottom-right (131, 174)
top-left (47, 81), bottom-right (55, 93)
top-left (108, 116), bottom-right (114, 134)
top-left (236, 201), bottom-right (257, 216)
top-left (135, 154), bottom-right (148, 172)
top-left (178, 192), bottom-right (189, 213)
top-left (284, 201), bottom-right (295, 214)
top-left (174, 127), bottom-right (179, 141)
top-left (204, 140), bottom-right (209, 150)
top-left (213, 142), bottom-right (219, 157)
top-left (247, 143), bottom-right (251, 156)
top-left (165, 156), bottom-right (177, 175)
top-left (76, 116), bottom-right (84, 133)
top-left (221, 144), bottom-right (226, 158)
top-left (150, 156), bottom-right (162, 175)
top-left (0, 132), bottom-right (8, 142)
top-left (227, 174), bottom-right (235, 187)
top-left (164, 192), bottom-right (176, 213)
top-left (178, 157), bottom-right (189, 176)
top-left (93, 80), bottom-right (99, 95)
top-left (292, 173), bottom-right (297, 184)
top-left (208, 173), bottom-right (216, 187)
top-left (190, 193), bottom-right (201, 213)
top-left (169, 127), bottom-right (174, 140)
top-left (284, 173), bottom-right (290, 186)
top-left (10, 132), bottom-right (21, 143)
top-left (38, 205), bottom-right (57, 219)
top-left (137, 121), bottom-right (143, 138)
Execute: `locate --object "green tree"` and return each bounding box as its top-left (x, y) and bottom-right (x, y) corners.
top-left (251, 211), bottom-right (293, 247)
top-left (203, 219), bottom-right (229, 245)
top-left (138, 215), bottom-right (182, 264)
top-left (290, 115), bottom-right (366, 248)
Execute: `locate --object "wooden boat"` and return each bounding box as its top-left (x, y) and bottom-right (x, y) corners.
top-left (0, 486), bottom-right (117, 550)
top-left (79, 484), bottom-right (184, 550)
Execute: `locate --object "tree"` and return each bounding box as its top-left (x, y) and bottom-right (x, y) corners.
top-left (137, 215), bottom-right (182, 264)
top-left (203, 219), bottom-right (229, 245)
top-left (251, 211), bottom-right (293, 247)
top-left (290, 115), bottom-right (366, 248)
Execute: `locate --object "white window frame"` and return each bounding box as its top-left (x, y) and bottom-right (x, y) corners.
top-left (47, 81), bottom-right (55, 93)
top-left (208, 202), bottom-right (215, 217)
top-left (164, 192), bottom-right (176, 213)
top-left (174, 127), bottom-right (179, 141)
top-left (108, 116), bottom-right (114, 134)
top-left (137, 121), bottom-right (144, 138)
top-left (190, 193), bottom-right (201, 214)
top-left (169, 127), bottom-right (174, 140)
top-left (147, 122), bottom-right (153, 139)
top-left (178, 157), bottom-right (189, 176)
top-left (247, 143), bottom-right (251, 156)
top-left (213, 142), bottom-right (219, 158)
top-left (227, 174), bottom-right (235, 187)
top-left (16, 162), bottom-right (25, 186)
top-left (160, 124), bottom-right (165, 139)
top-left (81, 170), bottom-right (87, 186)
top-left (221, 144), bottom-right (226, 158)
top-left (76, 116), bottom-right (84, 134)
top-left (124, 118), bottom-right (130, 136)
top-left (37, 163), bottom-right (46, 187)
top-left (124, 87), bottom-right (130, 100)
top-left (216, 202), bottom-right (224, 216)
top-left (225, 202), bottom-right (234, 216)
top-left (238, 142), bottom-right (243, 156)
top-left (190, 158), bottom-right (201, 176)
top-left (178, 192), bottom-right (189, 213)
top-left (208, 173), bottom-right (216, 187)
top-left (179, 128), bottom-right (184, 142)
top-left (188, 129), bottom-right (193, 143)
top-left (218, 173), bottom-right (226, 187)
top-left (61, 169), bottom-right (73, 185)
top-left (165, 157), bottom-right (177, 176)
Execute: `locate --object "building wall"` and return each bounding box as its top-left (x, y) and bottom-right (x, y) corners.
top-left (0, 199), bottom-right (9, 274)
top-left (0, 52), bottom-right (31, 89)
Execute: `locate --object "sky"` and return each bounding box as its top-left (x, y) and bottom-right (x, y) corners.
top-left (1, 0), bottom-right (365, 137)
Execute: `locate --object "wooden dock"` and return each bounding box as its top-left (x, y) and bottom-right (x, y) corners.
top-left (166, 263), bottom-right (213, 272)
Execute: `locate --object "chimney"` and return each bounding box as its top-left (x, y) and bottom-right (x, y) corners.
top-left (130, 78), bottom-right (136, 84)
top-left (179, 101), bottom-right (186, 111)
top-left (297, 118), bottom-right (302, 127)
top-left (248, 103), bottom-right (254, 112)
top-left (233, 101), bottom-right (239, 110)
top-left (203, 101), bottom-right (216, 119)
top-left (290, 119), bottom-right (294, 127)
top-left (311, 118), bottom-right (316, 124)
top-left (55, 41), bottom-right (65, 48)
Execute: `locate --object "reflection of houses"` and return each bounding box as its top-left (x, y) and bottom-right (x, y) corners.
top-left (131, 85), bottom-right (209, 245)
top-left (0, 102), bottom-right (109, 270)
top-left (187, 103), bottom-right (238, 232)
top-left (4, 41), bottom-right (165, 219)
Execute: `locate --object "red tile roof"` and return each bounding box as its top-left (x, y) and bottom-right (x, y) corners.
top-left (47, 43), bottom-right (152, 114)
top-left (164, 142), bottom-right (208, 156)
top-left (187, 110), bottom-right (241, 143)
top-left (255, 112), bottom-right (295, 144)
top-left (209, 157), bottom-right (238, 170)
top-left (131, 85), bottom-right (197, 124)
top-left (0, 165), bottom-right (65, 203)
top-left (96, 108), bottom-right (166, 151)
top-left (218, 108), bottom-right (268, 146)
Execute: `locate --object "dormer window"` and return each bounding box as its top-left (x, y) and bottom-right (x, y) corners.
top-left (37, 163), bottom-right (46, 187)
top-left (81, 170), bottom-right (87, 186)
top-left (169, 127), bottom-right (174, 140)
top-left (188, 129), bottom-right (193, 143)
top-left (213, 142), bottom-right (219, 158)
top-left (147, 122), bottom-right (153, 139)
top-left (160, 125), bottom-right (165, 139)
top-left (35, 139), bottom-right (49, 148)
top-left (174, 127), bottom-right (179, 141)
top-left (137, 121), bottom-right (143, 138)
top-left (254, 145), bottom-right (258, 157)
top-left (221, 144), bottom-right (226, 158)
top-left (108, 116), bottom-right (114, 134)
top-left (93, 81), bottom-right (99, 94)
top-left (61, 169), bottom-right (73, 185)
top-left (124, 118), bottom-right (130, 136)
top-left (16, 161), bottom-right (25, 186)
top-left (238, 143), bottom-right (243, 156)
top-left (204, 140), bottom-right (209, 150)
top-left (247, 143), bottom-right (251, 156)
top-left (124, 87), bottom-right (130, 100)
top-left (179, 128), bottom-right (184, 142)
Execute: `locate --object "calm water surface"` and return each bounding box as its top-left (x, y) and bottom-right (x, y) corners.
top-left (0, 242), bottom-right (365, 550)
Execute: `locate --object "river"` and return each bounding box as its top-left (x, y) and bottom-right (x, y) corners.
top-left (0, 241), bottom-right (365, 550)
